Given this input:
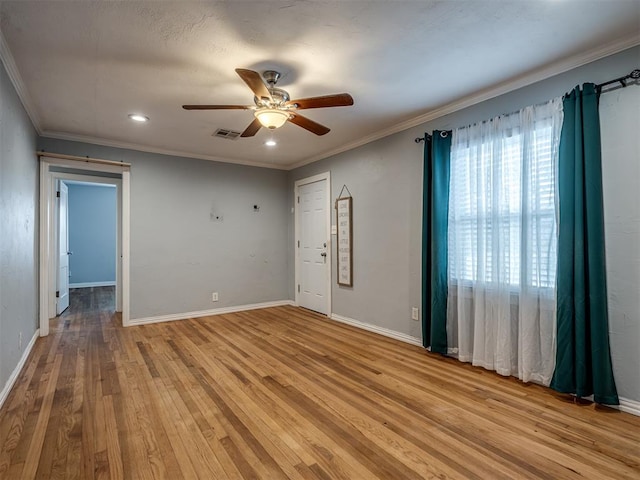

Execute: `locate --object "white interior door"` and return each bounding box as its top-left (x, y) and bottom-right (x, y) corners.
top-left (57, 182), bottom-right (70, 315)
top-left (297, 178), bottom-right (329, 314)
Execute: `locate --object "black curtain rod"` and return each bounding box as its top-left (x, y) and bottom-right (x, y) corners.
top-left (597, 69), bottom-right (640, 92)
top-left (415, 68), bottom-right (639, 143)
top-left (415, 130), bottom-right (451, 144)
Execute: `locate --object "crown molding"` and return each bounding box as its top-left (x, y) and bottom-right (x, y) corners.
top-left (289, 33), bottom-right (640, 170)
top-left (40, 131), bottom-right (290, 170)
top-left (0, 27), bottom-right (42, 134)
top-left (4, 20), bottom-right (638, 172)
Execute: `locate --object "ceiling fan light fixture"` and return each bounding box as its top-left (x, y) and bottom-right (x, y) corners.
top-left (254, 108), bottom-right (289, 129)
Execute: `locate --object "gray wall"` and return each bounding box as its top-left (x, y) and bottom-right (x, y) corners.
top-left (288, 46), bottom-right (640, 403)
top-left (600, 84), bottom-right (640, 404)
top-left (67, 183), bottom-right (117, 285)
top-left (290, 138), bottom-right (424, 339)
top-left (38, 138), bottom-right (290, 319)
top-left (0, 58), bottom-right (38, 396)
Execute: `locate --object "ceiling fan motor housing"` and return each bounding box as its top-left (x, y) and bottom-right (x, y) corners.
top-left (255, 70), bottom-right (290, 108)
top-left (254, 87), bottom-right (290, 108)
top-left (262, 70), bottom-right (281, 86)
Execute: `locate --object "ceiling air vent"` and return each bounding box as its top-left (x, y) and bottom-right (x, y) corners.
top-left (213, 128), bottom-right (242, 140)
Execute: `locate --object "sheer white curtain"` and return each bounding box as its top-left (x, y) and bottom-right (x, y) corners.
top-left (447, 98), bottom-right (563, 385)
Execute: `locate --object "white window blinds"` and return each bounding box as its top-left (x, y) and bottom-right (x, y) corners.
top-left (448, 101), bottom-right (562, 290)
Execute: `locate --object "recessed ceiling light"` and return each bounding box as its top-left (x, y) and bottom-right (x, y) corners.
top-left (265, 140), bottom-right (277, 147)
top-left (128, 114), bottom-right (149, 122)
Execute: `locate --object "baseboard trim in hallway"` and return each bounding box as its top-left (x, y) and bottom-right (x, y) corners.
top-left (0, 329), bottom-right (39, 411)
top-left (69, 281), bottom-right (116, 288)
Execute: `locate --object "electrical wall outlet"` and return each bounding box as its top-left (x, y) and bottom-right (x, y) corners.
top-left (411, 307), bottom-right (419, 321)
top-left (212, 292), bottom-right (219, 302)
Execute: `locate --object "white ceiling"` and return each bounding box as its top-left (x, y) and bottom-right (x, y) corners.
top-left (1, 1), bottom-right (639, 169)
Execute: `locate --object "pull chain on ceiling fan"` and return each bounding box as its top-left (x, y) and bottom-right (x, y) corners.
top-left (183, 68), bottom-right (354, 137)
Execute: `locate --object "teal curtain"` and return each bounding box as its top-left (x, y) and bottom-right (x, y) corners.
top-left (551, 84), bottom-right (619, 405)
top-left (422, 131), bottom-right (451, 353)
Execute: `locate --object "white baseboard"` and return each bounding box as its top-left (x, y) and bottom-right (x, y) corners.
top-left (615, 397), bottom-right (640, 417)
top-left (329, 313), bottom-right (422, 347)
top-left (0, 329), bottom-right (39, 411)
top-left (69, 281), bottom-right (116, 288)
top-left (128, 300), bottom-right (295, 326)
top-left (575, 393), bottom-right (640, 417)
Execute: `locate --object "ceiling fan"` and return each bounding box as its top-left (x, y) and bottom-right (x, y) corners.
top-left (183, 68), bottom-right (354, 137)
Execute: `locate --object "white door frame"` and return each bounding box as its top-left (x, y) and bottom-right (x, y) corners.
top-left (54, 175), bottom-right (122, 313)
top-left (39, 156), bottom-right (131, 336)
top-left (294, 172), bottom-right (332, 316)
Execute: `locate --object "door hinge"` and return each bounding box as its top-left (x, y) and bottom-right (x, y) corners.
top-left (297, 284), bottom-right (300, 293)
top-left (56, 290), bottom-right (60, 298)
top-left (297, 240), bottom-right (300, 248)
top-left (297, 196), bottom-right (300, 203)
top-left (56, 191), bottom-right (60, 198)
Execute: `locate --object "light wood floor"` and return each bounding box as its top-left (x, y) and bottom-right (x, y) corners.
top-left (0, 288), bottom-right (638, 479)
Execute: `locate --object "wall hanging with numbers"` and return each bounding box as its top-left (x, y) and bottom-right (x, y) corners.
top-left (336, 185), bottom-right (353, 286)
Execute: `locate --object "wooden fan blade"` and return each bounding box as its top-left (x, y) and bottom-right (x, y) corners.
top-left (240, 118), bottom-right (262, 137)
top-left (287, 113), bottom-right (330, 136)
top-left (182, 105), bottom-right (251, 110)
top-left (235, 68), bottom-right (272, 101)
top-left (286, 93), bottom-right (354, 110)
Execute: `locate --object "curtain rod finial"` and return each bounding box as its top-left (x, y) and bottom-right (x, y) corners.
top-left (415, 133), bottom-right (432, 143)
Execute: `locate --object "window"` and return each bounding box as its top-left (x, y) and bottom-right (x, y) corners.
top-left (448, 102), bottom-right (562, 290)
top-left (444, 99), bottom-right (563, 384)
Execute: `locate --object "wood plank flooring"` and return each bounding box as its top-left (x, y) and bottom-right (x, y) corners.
top-left (0, 287), bottom-right (638, 479)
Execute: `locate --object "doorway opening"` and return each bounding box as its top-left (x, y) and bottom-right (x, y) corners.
top-left (57, 179), bottom-right (118, 316)
top-left (39, 154), bottom-right (131, 336)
